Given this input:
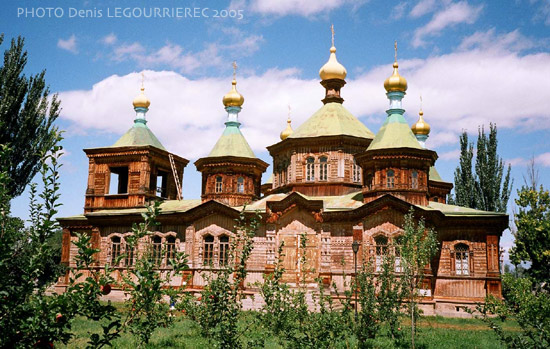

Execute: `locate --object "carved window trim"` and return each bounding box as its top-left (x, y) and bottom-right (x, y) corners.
top-left (319, 156), bottom-right (328, 181)
top-left (237, 177), bottom-right (245, 193)
top-left (215, 176), bottom-right (223, 193)
top-left (201, 232), bottom-right (232, 268)
top-left (451, 242), bottom-right (472, 276)
top-left (306, 157), bottom-right (315, 182)
top-left (353, 159), bottom-right (361, 183)
top-left (411, 170), bottom-right (419, 189)
top-left (387, 169), bottom-right (395, 188)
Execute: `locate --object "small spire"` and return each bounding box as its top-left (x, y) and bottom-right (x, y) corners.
top-left (384, 41), bottom-right (407, 93)
top-left (412, 95), bottom-right (431, 137)
top-left (223, 61), bottom-right (244, 108)
top-left (280, 105), bottom-right (294, 140)
top-left (331, 24), bottom-right (335, 47)
top-left (133, 72), bottom-right (151, 109)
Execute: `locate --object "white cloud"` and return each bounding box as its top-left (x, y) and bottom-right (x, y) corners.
top-left (57, 34), bottom-right (78, 54)
top-left (108, 31), bottom-right (263, 75)
top-left (57, 29), bottom-right (550, 163)
top-left (413, 1), bottom-right (483, 48)
top-left (410, 0), bottom-right (437, 18)
top-left (535, 152), bottom-right (550, 167)
top-left (392, 2), bottom-right (408, 20)
top-left (101, 33), bottom-right (117, 45)
top-left (458, 28), bottom-right (535, 53)
top-left (439, 149), bottom-right (461, 161)
top-left (240, 0), bottom-right (366, 17)
top-left (532, 0), bottom-right (550, 25)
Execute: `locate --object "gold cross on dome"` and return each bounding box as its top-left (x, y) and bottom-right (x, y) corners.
top-left (287, 105), bottom-right (292, 120)
top-left (394, 41), bottom-right (398, 62)
top-left (331, 24), bottom-right (335, 47)
top-left (232, 61), bottom-right (237, 79)
top-left (140, 72), bottom-right (145, 90)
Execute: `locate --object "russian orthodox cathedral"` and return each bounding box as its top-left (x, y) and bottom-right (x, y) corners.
top-left (58, 32), bottom-right (507, 316)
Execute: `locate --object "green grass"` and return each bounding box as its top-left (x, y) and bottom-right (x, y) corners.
top-left (56, 309), bottom-right (519, 348)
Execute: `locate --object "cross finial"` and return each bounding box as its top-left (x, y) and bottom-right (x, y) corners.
top-left (394, 41), bottom-right (398, 62)
top-left (232, 61), bottom-right (237, 80)
top-left (420, 94), bottom-right (423, 108)
top-left (287, 105), bottom-right (292, 120)
top-left (331, 24), bottom-right (335, 47)
top-left (140, 72), bottom-right (145, 90)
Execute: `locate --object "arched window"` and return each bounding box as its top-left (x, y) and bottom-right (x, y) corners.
top-left (394, 236), bottom-right (404, 272)
top-left (110, 236), bottom-right (122, 266)
top-left (319, 157), bottom-right (328, 181)
top-left (353, 159), bottom-right (361, 183)
top-left (237, 177), bottom-right (244, 193)
top-left (411, 170), bottom-right (418, 189)
top-left (454, 243), bottom-right (470, 275)
top-left (166, 236), bottom-right (176, 265)
top-left (152, 235), bottom-right (162, 266)
top-left (215, 176), bottom-right (223, 193)
top-left (386, 170), bottom-right (395, 188)
top-left (374, 236), bottom-right (389, 272)
top-left (125, 238), bottom-right (135, 267)
top-left (203, 235), bottom-right (214, 265)
top-left (306, 157), bottom-right (315, 181)
top-left (219, 235), bottom-right (230, 266)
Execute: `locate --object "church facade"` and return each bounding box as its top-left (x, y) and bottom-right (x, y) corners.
top-left (57, 38), bottom-right (507, 317)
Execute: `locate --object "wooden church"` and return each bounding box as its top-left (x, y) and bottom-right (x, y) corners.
top-left (57, 37), bottom-right (508, 316)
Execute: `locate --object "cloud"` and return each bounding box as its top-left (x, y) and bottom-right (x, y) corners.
top-left (392, 2), bottom-right (408, 20)
top-left (535, 153), bottom-right (550, 167)
top-left (57, 29), bottom-right (550, 162)
top-left (532, 0), bottom-right (550, 25)
top-left (439, 149), bottom-right (461, 161)
top-left (236, 0), bottom-right (366, 17)
top-left (410, 0), bottom-right (437, 18)
top-left (107, 31), bottom-right (263, 75)
top-left (413, 1), bottom-right (483, 48)
top-left (57, 34), bottom-right (78, 53)
top-left (101, 33), bottom-right (117, 45)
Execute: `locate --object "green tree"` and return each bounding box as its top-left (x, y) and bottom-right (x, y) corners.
top-left (0, 34), bottom-right (60, 197)
top-left (451, 124), bottom-right (512, 213)
top-left (452, 131), bottom-right (476, 208)
top-left (509, 185), bottom-right (550, 284)
top-left (399, 208), bottom-right (439, 349)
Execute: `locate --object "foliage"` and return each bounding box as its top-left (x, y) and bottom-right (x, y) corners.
top-left (0, 34), bottom-right (61, 197)
top-left (471, 274), bottom-right (550, 348)
top-left (509, 185), bottom-right (550, 284)
top-left (0, 139), bottom-right (73, 348)
top-left (184, 210), bottom-right (262, 349)
top-left (451, 123), bottom-right (512, 213)
top-left (399, 208), bottom-right (439, 349)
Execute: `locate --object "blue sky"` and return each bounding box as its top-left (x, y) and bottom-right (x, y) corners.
top-left (3, 0), bottom-right (550, 259)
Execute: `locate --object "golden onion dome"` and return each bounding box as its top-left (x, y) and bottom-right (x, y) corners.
top-left (280, 117), bottom-right (293, 140)
top-left (222, 79), bottom-right (244, 107)
top-left (132, 87), bottom-right (151, 108)
top-left (319, 46), bottom-right (347, 81)
top-left (411, 109), bottom-right (431, 135)
top-left (384, 61), bottom-right (408, 92)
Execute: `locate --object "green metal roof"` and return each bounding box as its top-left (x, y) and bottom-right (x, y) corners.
top-left (429, 166), bottom-right (443, 181)
top-left (112, 122), bottom-right (166, 150)
top-left (420, 201), bottom-right (506, 217)
top-left (289, 102), bottom-right (374, 139)
top-left (367, 113), bottom-right (422, 151)
top-left (208, 121), bottom-right (256, 158)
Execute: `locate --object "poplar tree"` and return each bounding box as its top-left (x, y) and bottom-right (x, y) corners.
top-left (451, 124), bottom-right (512, 213)
top-left (0, 34), bottom-right (60, 198)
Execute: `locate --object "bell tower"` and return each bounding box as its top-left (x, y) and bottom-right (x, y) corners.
top-left (195, 63), bottom-right (268, 206)
top-left (83, 77), bottom-right (188, 213)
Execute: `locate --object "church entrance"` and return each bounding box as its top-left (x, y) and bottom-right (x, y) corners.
top-left (280, 233), bottom-right (319, 284)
